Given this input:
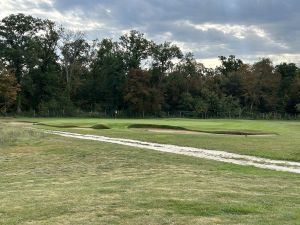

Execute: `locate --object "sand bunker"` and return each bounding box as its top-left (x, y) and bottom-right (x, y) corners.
top-left (42, 129), bottom-right (300, 174)
top-left (71, 127), bottom-right (94, 131)
top-left (144, 128), bottom-right (276, 136)
top-left (129, 124), bottom-right (277, 136)
top-left (146, 128), bottom-right (203, 135)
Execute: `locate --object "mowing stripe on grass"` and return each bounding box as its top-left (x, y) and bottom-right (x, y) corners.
top-left (43, 129), bottom-right (300, 174)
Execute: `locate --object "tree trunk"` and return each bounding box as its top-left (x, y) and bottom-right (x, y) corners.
top-left (3, 100), bottom-right (7, 116)
top-left (17, 95), bottom-right (21, 113)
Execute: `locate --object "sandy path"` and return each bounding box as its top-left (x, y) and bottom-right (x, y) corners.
top-left (43, 130), bottom-right (300, 174)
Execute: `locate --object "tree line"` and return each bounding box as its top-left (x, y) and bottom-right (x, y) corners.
top-left (0, 14), bottom-right (300, 117)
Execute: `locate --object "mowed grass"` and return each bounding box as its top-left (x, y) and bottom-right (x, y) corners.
top-left (6, 117), bottom-right (300, 162)
top-left (0, 125), bottom-right (299, 225)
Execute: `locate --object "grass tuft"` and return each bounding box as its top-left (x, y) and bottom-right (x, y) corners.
top-left (91, 124), bottom-right (110, 129)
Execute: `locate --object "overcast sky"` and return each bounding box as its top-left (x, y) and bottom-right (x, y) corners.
top-left (0, 0), bottom-right (299, 68)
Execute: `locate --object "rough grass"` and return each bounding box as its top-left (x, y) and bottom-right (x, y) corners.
top-left (0, 124), bottom-right (44, 146)
top-left (0, 126), bottom-right (299, 224)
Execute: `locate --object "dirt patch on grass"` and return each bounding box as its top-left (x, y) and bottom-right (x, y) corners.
top-left (8, 122), bottom-right (33, 126)
top-left (129, 124), bottom-right (277, 136)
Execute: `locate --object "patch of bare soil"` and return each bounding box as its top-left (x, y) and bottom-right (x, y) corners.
top-left (8, 122), bottom-right (33, 126)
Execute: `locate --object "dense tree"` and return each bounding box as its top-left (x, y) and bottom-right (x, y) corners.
top-left (119, 30), bottom-right (151, 70)
top-left (218, 55), bottom-right (244, 103)
top-left (124, 69), bottom-right (163, 116)
top-left (0, 14), bottom-right (45, 111)
top-left (241, 59), bottom-right (281, 112)
top-left (0, 65), bottom-right (19, 114)
top-left (0, 14), bottom-right (43, 80)
top-left (85, 38), bottom-right (126, 112)
top-left (165, 70), bottom-right (189, 111)
top-left (218, 55), bottom-right (243, 76)
top-left (276, 63), bottom-right (299, 112)
top-left (152, 42), bottom-right (182, 72)
top-left (0, 13), bottom-right (300, 117)
top-left (27, 19), bottom-right (62, 113)
top-left (0, 14), bottom-right (62, 112)
top-left (288, 73), bottom-right (300, 114)
top-left (252, 58), bottom-right (281, 112)
top-left (237, 64), bottom-right (258, 111)
top-left (60, 30), bottom-right (92, 102)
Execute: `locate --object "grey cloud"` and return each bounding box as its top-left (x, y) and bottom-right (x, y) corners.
top-left (2, 0), bottom-right (300, 66)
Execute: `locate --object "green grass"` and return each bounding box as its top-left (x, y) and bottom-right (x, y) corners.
top-left (0, 124), bottom-right (299, 224)
top-left (5, 117), bottom-right (300, 162)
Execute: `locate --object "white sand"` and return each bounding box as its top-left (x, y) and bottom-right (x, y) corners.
top-left (43, 130), bottom-right (300, 174)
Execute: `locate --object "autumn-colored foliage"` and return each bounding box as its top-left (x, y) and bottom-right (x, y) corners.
top-left (0, 68), bottom-right (20, 114)
top-left (0, 13), bottom-right (299, 116)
